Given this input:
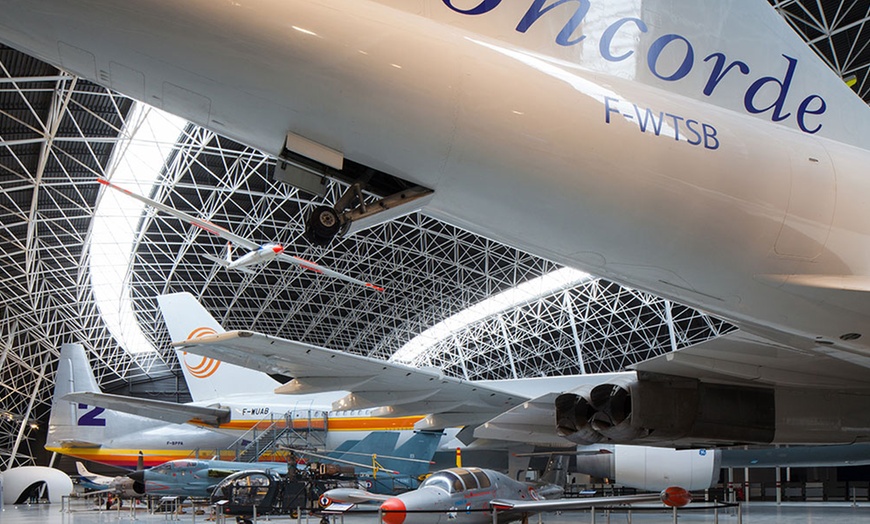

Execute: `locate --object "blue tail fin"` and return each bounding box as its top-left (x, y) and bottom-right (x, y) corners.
top-left (378, 431), bottom-right (441, 480)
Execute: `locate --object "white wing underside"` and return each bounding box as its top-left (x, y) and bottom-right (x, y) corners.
top-left (476, 329), bottom-right (870, 444)
top-left (172, 330), bottom-right (605, 430)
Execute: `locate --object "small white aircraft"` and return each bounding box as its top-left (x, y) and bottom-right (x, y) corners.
top-left (74, 461), bottom-right (116, 491)
top-left (97, 177), bottom-right (383, 291)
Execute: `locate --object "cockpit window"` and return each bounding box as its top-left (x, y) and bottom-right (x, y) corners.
top-left (152, 464), bottom-right (171, 475)
top-left (421, 471), bottom-right (462, 493)
top-left (456, 469), bottom-right (479, 490)
top-left (471, 469), bottom-right (491, 489)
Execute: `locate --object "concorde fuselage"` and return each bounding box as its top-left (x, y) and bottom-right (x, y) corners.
top-left (3, 0), bottom-right (870, 363)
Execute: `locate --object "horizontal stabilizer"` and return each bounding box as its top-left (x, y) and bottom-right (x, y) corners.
top-left (63, 391), bottom-right (231, 427)
top-left (56, 439), bottom-right (102, 449)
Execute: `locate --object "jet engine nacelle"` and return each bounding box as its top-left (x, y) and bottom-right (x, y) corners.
top-left (555, 376), bottom-right (648, 444)
top-left (555, 374), bottom-right (777, 446)
top-left (110, 475), bottom-right (144, 498)
top-left (555, 373), bottom-right (870, 446)
top-left (555, 385), bottom-right (602, 444)
top-left (574, 445), bottom-right (721, 491)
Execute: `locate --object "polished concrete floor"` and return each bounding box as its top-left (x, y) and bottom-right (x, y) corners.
top-left (1, 501), bottom-right (868, 523)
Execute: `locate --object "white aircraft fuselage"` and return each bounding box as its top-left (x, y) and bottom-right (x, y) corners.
top-left (3, 0), bottom-right (870, 367)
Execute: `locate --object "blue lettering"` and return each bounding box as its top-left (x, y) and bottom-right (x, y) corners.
top-left (685, 119), bottom-right (703, 145)
top-left (703, 53), bottom-right (750, 96)
top-left (600, 18), bottom-right (647, 62)
top-left (77, 404), bottom-right (107, 427)
top-left (703, 124), bottom-right (719, 150)
top-left (744, 54), bottom-right (798, 122)
top-left (442, 0), bottom-right (502, 15)
top-left (604, 96), bottom-right (620, 123)
top-left (634, 105), bottom-right (664, 136)
top-left (647, 34), bottom-right (694, 81)
top-left (445, 3), bottom-right (826, 136)
top-left (665, 113), bottom-right (684, 141)
top-left (796, 94), bottom-right (826, 134)
top-left (517, 0), bottom-right (591, 46)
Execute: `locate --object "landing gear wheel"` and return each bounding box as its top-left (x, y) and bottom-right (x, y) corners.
top-left (306, 206), bottom-right (341, 247)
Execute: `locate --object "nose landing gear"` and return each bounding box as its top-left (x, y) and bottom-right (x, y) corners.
top-left (306, 206), bottom-right (341, 247)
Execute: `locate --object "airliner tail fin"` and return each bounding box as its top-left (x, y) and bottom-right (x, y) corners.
top-left (156, 292), bottom-right (278, 401)
top-left (47, 344), bottom-right (120, 449)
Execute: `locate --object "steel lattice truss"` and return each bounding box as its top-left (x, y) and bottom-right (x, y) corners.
top-left (125, 130), bottom-right (563, 361)
top-left (404, 281), bottom-right (736, 381)
top-left (1, 1), bottom-right (869, 469)
top-left (770, 0), bottom-right (870, 100)
top-left (0, 45), bottom-right (180, 469)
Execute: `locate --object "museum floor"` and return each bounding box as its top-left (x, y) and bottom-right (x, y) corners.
top-left (1, 502), bottom-right (869, 524)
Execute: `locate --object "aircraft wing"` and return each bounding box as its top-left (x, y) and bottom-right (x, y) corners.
top-left (277, 253), bottom-right (384, 291)
top-left (172, 330), bottom-right (528, 430)
top-left (97, 177), bottom-right (259, 251)
top-left (631, 329), bottom-right (870, 389)
top-left (490, 488), bottom-right (688, 512)
top-left (477, 329), bottom-right (870, 445)
top-left (472, 393), bottom-right (570, 446)
top-left (63, 391), bottom-right (231, 427)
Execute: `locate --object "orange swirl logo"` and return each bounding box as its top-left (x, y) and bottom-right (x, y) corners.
top-left (182, 327), bottom-right (220, 378)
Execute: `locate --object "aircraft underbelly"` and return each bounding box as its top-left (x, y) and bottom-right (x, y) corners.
top-left (2, 0), bottom-right (870, 358)
top-left (774, 138), bottom-right (836, 260)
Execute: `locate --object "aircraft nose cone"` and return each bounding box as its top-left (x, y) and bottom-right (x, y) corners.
top-left (660, 486), bottom-right (693, 507)
top-left (273, 245), bottom-right (284, 254)
top-left (380, 497), bottom-right (406, 524)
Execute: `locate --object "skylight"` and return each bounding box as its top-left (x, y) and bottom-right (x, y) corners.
top-left (390, 267), bottom-right (591, 364)
top-left (90, 105), bottom-right (186, 354)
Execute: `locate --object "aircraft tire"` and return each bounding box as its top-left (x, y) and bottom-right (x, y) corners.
top-left (306, 206), bottom-right (340, 246)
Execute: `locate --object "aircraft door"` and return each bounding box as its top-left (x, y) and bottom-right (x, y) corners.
top-left (773, 138), bottom-right (836, 260)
